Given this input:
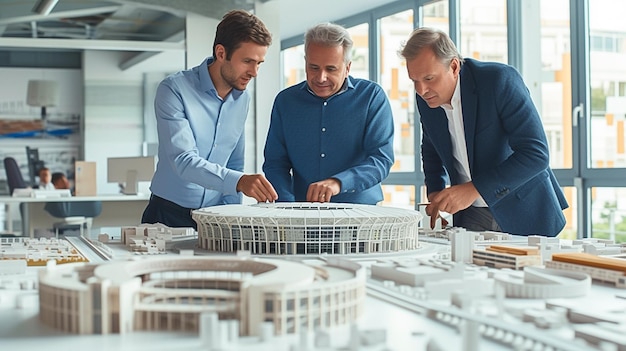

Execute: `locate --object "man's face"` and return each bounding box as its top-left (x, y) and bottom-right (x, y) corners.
top-left (53, 176), bottom-right (70, 189)
top-left (305, 43), bottom-right (351, 99)
top-left (219, 41), bottom-right (268, 91)
top-left (39, 170), bottom-right (51, 183)
top-left (406, 48), bottom-right (459, 108)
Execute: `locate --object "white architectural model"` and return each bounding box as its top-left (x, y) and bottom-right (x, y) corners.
top-left (449, 227), bottom-right (474, 263)
top-left (193, 203), bottom-right (422, 255)
top-left (546, 252), bottom-right (626, 288)
top-left (38, 255), bottom-right (365, 336)
top-left (472, 245), bottom-right (543, 270)
top-left (492, 266), bottom-right (591, 298)
top-left (4, 202), bottom-right (626, 351)
top-left (1, 237), bottom-right (88, 265)
top-left (121, 223), bottom-right (196, 244)
top-left (90, 224), bottom-right (198, 255)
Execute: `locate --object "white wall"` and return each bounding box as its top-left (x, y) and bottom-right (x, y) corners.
top-left (255, 1), bottom-right (282, 173)
top-left (186, 13), bottom-right (218, 69)
top-left (82, 50), bottom-right (184, 194)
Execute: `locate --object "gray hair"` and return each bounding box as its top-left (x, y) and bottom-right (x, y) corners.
top-left (399, 27), bottom-right (463, 66)
top-left (304, 23), bottom-right (353, 64)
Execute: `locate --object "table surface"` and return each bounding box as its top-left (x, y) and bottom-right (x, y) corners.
top-left (0, 193), bottom-right (151, 237)
top-left (0, 193), bottom-right (150, 203)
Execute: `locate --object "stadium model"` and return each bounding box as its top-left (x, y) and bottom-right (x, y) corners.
top-left (192, 202), bottom-right (422, 255)
top-left (38, 255), bottom-right (365, 336)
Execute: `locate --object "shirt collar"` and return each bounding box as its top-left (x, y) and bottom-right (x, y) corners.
top-left (303, 76), bottom-right (353, 98)
top-left (441, 75), bottom-right (461, 111)
top-left (203, 56), bottom-right (244, 100)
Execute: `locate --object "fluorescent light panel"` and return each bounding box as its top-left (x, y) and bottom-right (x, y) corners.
top-left (32, 0), bottom-right (59, 16)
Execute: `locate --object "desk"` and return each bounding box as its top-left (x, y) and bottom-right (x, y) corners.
top-left (0, 194), bottom-right (149, 237)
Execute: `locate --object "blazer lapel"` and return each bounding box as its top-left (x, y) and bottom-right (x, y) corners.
top-left (423, 107), bottom-right (455, 176)
top-left (460, 65), bottom-right (478, 173)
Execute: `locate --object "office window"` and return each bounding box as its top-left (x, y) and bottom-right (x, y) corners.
top-left (459, 0), bottom-right (507, 63)
top-left (589, 0), bottom-right (626, 169)
top-left (591, 187), bottom-right (626, 242)
top-left (382, 185), bottom-right (416, 210)
top-left (379, 10), bottom-right (415, 173)
top-left (347, 23), bottom-right (369, 79)
top-left (518, 0), bottom-right (572, 170)
top-left (619, 82), bottom-right (626, 97)
top-left (559, 187), bottom-right (577, 240)
top-left (276, 0), bottom-right (626, 241)
top-left (423, 0), bottom-right (449, 33)
top-left (282, 45), bottom-right (305, 89)
top-left (591, 34), bottom-right (623, 53)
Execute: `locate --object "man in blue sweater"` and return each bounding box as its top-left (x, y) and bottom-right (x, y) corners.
top-left (263, 23), bottom-right (394, 205)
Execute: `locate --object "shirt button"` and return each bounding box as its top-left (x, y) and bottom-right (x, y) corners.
top-left (323, 101), bottom-right (327, 106)
top-left (321, 127), bottom-right (326, 132)
top-left (321, 153), bottom-right (325, 158)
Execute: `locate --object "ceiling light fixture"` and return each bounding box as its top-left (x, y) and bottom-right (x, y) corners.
top-left (32, 0), bottom-right (59, 16)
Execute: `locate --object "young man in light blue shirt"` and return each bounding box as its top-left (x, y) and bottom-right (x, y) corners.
top-left (142, 10), bottom-right (278, 229)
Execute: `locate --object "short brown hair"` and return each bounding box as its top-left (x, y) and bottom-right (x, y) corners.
top-left (213, 10), bottom-right (272, 60)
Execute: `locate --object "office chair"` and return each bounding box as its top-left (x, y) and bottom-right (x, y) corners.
top-left (4, 157), bottom-right (28, 194)
top-left (3, 157), bottom-right (29, 236)
top-left (44, 201), bottom-right (102, 237)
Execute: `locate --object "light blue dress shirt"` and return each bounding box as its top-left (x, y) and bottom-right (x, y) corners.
top-left (263, 76), bottom-right (394, 204)
top-left (149, 57), bottom-right (247, 208)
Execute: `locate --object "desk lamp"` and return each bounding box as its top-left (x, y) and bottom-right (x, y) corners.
top-left (26, 80), bottom-right (59, 136)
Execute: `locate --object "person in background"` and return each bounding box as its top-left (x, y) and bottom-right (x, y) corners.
top-left (51, 172), bottom-right (70, 190)
top-left (263, 22), bottom-right (394, 204)
top-left (38, 167), bottom-right (55, 190)
top-left (141, 10), bottom-right (278, 230)
top-left (399, 27), bottom-right (568, 236)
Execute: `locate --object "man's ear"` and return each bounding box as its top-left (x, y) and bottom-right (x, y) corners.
top-left (451, 58), bottom-right (460, 76)
top-left (214, 44), bottom-right (226, 61)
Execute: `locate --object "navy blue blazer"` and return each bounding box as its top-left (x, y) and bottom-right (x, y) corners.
top-left (417, 58), bottom-right (568, 236)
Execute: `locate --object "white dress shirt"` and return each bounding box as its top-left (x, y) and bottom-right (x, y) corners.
top-left (441, 75), bottom-right (488, 207)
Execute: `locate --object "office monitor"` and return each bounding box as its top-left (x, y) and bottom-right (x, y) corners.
top-left (26, 146), bottom-right (45, 188)
top-left (107, 156), bottom-right (155, 195)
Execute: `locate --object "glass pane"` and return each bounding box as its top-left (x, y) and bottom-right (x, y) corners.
top-left (423, 0), bottom-right (449, 33)
top-left (558, 186), bottom-right (577, 240)
top-left (282, 45), bottom-right (305, 89)
top-left (347, 23), bottom-right (369, 79)
top-left (589, 0), bottom-right (626, 168)
top-left (543, 1), bottom-right (572, 169)
top-left (591, 187), bottom-right (626, 243)
top-left (459, 0), bottom-right (507, 63)
top-left (521, 0), bottom-right (572, 170)
top-left (379, 9), bottom-right (415, 173)
top-left (381, 185), bottom-right (415, 210)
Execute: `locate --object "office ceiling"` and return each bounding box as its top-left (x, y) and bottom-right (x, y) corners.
top-left (0, 0), bottom-right (397, 68)
top-left (0, 0), bottom-right (262, 42)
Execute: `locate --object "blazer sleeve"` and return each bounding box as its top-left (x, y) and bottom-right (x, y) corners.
top-left (470, 65), bottom-right (551, 206)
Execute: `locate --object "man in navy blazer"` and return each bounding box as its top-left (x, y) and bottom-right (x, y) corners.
top-left (399, 28), bottom-right (568, 236)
